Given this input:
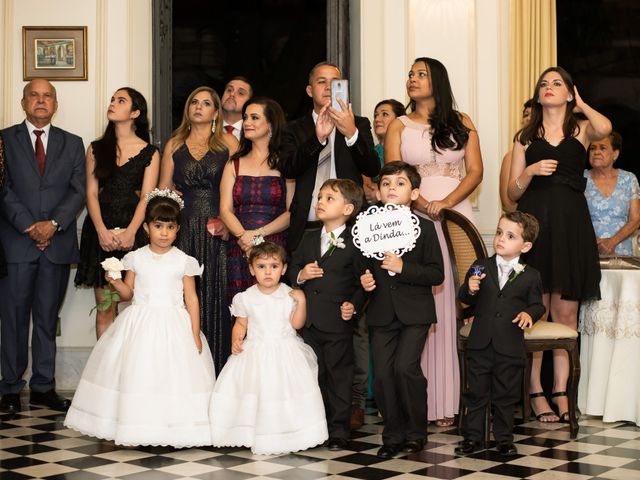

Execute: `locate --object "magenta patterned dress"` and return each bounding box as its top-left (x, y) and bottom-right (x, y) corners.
top-left (227, 159), bottom-right (287, 303)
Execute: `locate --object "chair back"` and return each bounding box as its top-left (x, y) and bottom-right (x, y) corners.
top-left (440, 208), bottom-right (488, 297)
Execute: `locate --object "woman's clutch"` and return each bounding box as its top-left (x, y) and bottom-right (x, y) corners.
top-left (207, 217), bottom-right (229, 240)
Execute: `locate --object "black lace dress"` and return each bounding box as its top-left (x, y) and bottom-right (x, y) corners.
top-left (172, 144), bottom-right (230, 374)
top-left (518, 137), bottom-right (600, 301)
top-left (75, 143), bottom-right (157, 287)
top-left (0, 133), bottom-right (6, 278)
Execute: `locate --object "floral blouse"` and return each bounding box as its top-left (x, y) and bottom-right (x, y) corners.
top-left (584, 168), bottom-right (640, 255)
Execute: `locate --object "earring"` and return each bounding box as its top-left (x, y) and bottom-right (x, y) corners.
top-left (212, 120), bottom-right (216, 133)
top-left (187, 123), bottom-right (191, 130)
top-left (268, 129), bottom-right (272, 139)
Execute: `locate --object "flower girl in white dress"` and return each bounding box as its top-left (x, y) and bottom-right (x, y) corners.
top-left (210, 242), bottom-right (328, 454)
top-left (65, 189), bottom-right (215, 447)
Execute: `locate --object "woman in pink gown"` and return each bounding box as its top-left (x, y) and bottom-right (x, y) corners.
top-left (385, 57), bottom-right (483, 426)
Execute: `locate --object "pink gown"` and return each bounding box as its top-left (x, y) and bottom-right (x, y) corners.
top-left (399, 115), bottom-right (474, 422)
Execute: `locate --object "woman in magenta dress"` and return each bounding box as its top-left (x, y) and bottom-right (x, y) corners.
top-left (385, 57), bottom-right (483, 427)
top-left (220, 97), bottom-right (294, 302)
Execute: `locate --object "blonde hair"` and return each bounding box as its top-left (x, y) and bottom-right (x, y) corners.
top-left (170, 86), bottom-right (227, 153)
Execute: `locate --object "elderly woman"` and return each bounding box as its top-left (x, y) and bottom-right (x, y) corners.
top-left (584, 131), bottom-right (640, 256)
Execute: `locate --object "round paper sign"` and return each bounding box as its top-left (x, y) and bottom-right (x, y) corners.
top-left (351, 203), bottom-right (421, 275)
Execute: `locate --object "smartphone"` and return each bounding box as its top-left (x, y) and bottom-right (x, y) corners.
top-left (331, 79), bottom-right (349, 110)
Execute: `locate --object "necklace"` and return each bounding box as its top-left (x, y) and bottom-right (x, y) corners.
top-left (187, 137), bottom-right (209, 158)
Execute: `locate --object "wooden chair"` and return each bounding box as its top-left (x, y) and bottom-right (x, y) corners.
top-left (442, 209), bottom-right (580, 440)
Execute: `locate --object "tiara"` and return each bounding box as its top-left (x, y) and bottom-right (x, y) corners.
top-left (145, 188), bottom-right (185, 210)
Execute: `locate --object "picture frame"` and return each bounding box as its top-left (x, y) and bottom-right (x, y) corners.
top-left (23, 26), bottom-right (88, 81)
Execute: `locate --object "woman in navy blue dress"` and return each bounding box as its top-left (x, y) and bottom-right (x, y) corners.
top-left (159, 86), bottom-right (238, 373)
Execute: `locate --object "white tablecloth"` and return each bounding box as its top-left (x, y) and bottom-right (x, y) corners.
top-left (578, 269), bottom-right (640, 425)
top-left (578, 270), bottom-right (640, 425)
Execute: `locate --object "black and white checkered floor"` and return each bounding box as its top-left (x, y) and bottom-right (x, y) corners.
top-left (1, 395), bottom-right (638, 479)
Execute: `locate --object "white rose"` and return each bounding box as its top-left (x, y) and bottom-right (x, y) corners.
top-left (101, 257), bottom-right (125, 280)
top-left (513, 264), bottom-right (525, 274)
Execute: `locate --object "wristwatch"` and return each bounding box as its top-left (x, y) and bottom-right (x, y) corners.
top-left (50, 219), bottom-right (60, 231)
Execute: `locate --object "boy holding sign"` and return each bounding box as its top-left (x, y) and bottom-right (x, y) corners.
top-left (360, 161), bottom-right (444, 458)
top-left (289, 179), bottom-right (367, 451)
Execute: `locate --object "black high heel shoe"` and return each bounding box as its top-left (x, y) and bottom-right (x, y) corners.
top-left (551, 391), bottom-right (570, 423)
top-left (530, 392), bottom-right (559, 422)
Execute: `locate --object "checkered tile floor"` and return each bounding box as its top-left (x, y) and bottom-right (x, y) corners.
top-left (1, 395), bottom-right (638, 479)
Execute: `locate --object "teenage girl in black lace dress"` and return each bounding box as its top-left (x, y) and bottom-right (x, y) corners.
top-left (75, 88), bottom-right (160, 338)
top-left (508, 67), bottom-right (611, 423)
top-left (159, 86), bottom-right (238, 374)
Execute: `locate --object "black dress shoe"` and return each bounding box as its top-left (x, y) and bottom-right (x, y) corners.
top-left (497, 442), bottom-right (518, 457)
top-left (327, 437), bottom-right (349, 451)
top-left (0, 393), bottom-right (21, 413)
top-left (29, 390), bottom-right (71, 411)
top-left (454, 439), bottom-right (482, 455)
top-left (402, 439), bottom-right (425, 453)
top-left (377, 444), bottom-right (400, 459)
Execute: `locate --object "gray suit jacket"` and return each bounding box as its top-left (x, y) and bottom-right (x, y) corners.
top-left (0, 121), bottom-right (85, 264)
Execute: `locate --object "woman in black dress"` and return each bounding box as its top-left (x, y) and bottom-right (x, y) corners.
top-left (75, 88), bottom-right (160, 338)
top-left (508, 67), bottom-right (611, 422)
top-left (159, 86), bottom-right (238, 374)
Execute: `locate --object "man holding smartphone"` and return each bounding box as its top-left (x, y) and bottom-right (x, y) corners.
top-left (279, 61), bottom-right (379, 252)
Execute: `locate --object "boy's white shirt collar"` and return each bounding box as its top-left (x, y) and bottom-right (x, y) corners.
top-left (496, 254), bottom-right (520, 268)
top-left (321, 224), bottom-right (346, 238)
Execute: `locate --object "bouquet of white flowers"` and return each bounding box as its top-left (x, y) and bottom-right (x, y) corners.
top-left (90, 257), bottom-right (125, 315)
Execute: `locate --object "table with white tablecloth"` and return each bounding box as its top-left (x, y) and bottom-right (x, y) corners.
top-left (578, 268), bottom-right (640, 425)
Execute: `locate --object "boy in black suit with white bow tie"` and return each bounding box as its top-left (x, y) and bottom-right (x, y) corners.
top-left (289, 178), bottom-right (366, 451)
top-left (456, 211), bottom-right (545, 457)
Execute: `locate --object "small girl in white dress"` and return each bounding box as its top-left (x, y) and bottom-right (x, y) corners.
top-left (210, 242), bottom-right (328, 454)
top-left (65, 189), bottom-right (215, 447)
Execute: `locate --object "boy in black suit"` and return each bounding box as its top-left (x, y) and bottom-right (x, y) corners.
top-left (289, 178), bottom-right (366, 451)
top-left (455, 211), bottom-right (545, 457)
top-left (360, 161), bottom-right (444, 459)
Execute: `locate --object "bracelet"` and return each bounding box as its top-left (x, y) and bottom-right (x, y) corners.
top-left (515, 177), bottom-right (525, 191)
top-left (251, 234), bottom-right (265, 246)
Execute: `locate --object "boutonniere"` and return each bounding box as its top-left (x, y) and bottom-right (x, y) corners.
top-left (327, 233), bottom-right (345, 256)
top-left (508, 263), bottom-right (526, 283)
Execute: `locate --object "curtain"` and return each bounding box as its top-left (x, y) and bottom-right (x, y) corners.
top-left (509, 0), bottom-right (557, 136)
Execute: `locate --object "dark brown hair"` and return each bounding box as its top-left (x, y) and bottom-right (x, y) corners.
top-left (248, 241), bottom-right (287, 265)
top-left (145, 196), bottom-right (181, 225)
top-left (518, 67), bottom-right (580, 146)
top-left (379, 161), bottom-right (421, 190)
top-left (320, 178), bottom-right (364, 220)
top-left (230, 97), bottom-right (285, 170)
top-left (501, 211), bottom-right (539, 243)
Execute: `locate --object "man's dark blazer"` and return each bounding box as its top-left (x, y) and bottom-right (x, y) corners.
top-left (458, 255), bottom-right (546, 358)
top-left (289, 228), bottom-right (365, 334)
top-left (279, 112), bottom-right (379, 251)
top-left (364, 216), bottom-right (444, 327)
top-left (0, 122), bottom-right (85, 264)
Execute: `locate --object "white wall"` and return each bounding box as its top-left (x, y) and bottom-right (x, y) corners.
top-left (0, 0), bottom-right (153, 348)
top-left (352, 0), bottom-right (509, 240)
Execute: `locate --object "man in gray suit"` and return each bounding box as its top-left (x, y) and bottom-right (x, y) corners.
top-left (0, 79), bottom-right (85, 412)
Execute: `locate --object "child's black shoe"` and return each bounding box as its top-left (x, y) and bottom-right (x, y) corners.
top-left (454, 439), bottom-right (482, 455)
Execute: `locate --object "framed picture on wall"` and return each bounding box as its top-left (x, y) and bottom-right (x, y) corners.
top-left (22, 26), bottom-right (87, 81)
